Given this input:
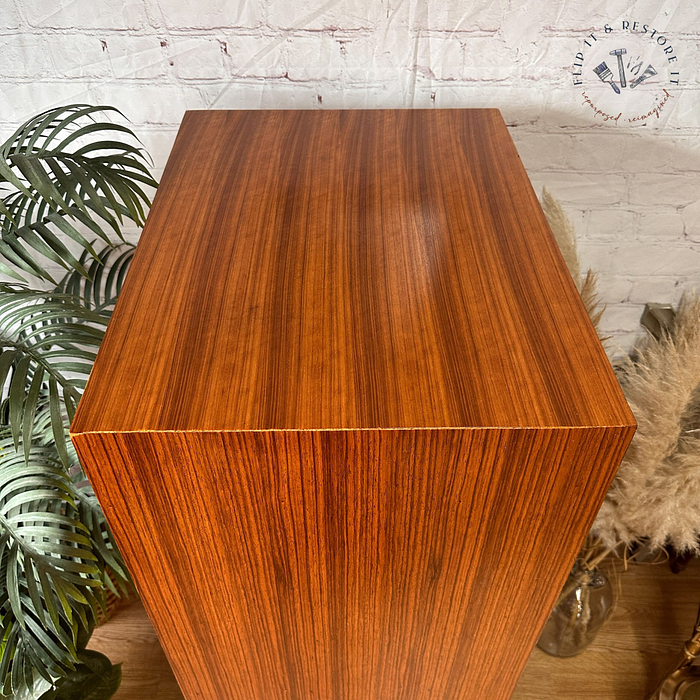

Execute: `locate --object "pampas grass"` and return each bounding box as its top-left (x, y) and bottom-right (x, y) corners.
top-left (594, 294), bottom-right (700, 553)
top-left (541, 187), bottom-right (700, 555)
top-left (540, 188), bottom-right (605, 340)
top-left (541, 187), bottom-right (581, 286)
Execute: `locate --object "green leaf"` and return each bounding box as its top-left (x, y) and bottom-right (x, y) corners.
top-left (14, 224), bottom-right (71, 272)
top-left (0, 625), bottom-right (17, 685)
top-left (9, 354), bottom-right (32, 450)
top-left (10, 638), bottom-right (23, 694)
top-left (24, 615), bottom-right (75, 668)
top-left (22, 366), bottom-right (44, 463)
top-left (0, 237), bottom-right (52, 280)
top-left (7, 542), bottom-right (24, 629)
top-left (0, 437), bottom-right (105, 688)
top-left (0, 350), bottom-right (17, 391)
top-left (55, 243), bottom-right (134, 313)
top-left (0, 260), bottom-right (25, 283)
top-left (48, 378), bottom-right (69, 468)
top-left (38, 566), bottom-right (62, 634)
top-left (24, 559), bottom-right (46, 631)
top-left (37, 651), bottom-right (121, 700)
top-left (45, 213), bottom-right (98, 259)
top-left (0, 104), bottom-right (147, 693)
top-left (10, 154), bottom-right (71, 214)
top-left (0, 104), bottom-right (157, 281)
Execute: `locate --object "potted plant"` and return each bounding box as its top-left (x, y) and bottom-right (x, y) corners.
top-left (0, 104), bottom-right (157, 698)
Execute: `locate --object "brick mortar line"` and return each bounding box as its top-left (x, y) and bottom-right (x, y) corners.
top-left (3, 25), bottom-right (700, 35)
top-left (3, 76), bottom-right (699, 88)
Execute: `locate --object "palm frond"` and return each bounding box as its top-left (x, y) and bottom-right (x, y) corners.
top-left (55, 243), bottom-right (135, 316)
top-left (0, 105), bottom-right (156, 282)
top-left (0, 103), bottom-right (152, 697)
top-left (0, 286), bottom-right (108, 466)
top-left (0, 434), bottom-right (104, 697)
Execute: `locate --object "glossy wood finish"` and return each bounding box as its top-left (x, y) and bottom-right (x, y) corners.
top-left (91, 560), bottom-right (700, 700)
top-left (71, 109), bottom-right (635, 700)
top-left (71, 109), bottom-right (630, 433)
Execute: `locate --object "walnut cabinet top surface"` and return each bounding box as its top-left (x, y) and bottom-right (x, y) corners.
top-left (71, 109), bottom-right (634, 434)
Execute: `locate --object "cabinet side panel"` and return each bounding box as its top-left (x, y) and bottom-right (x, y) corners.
top-left (72, 426), bottom-right (632, 700)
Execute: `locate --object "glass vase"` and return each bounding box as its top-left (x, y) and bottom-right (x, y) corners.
top-left (537, 559), bottom-right (614, 657)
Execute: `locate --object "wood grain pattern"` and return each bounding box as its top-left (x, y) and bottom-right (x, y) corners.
top-left (71, 109), bottom-right (635, 700)
top-left (74, 427), bottom-right (632, 700)
top-left (71, 109), bottom-right (631, 433)
top-left (89, 560), bottom-right (700, 700)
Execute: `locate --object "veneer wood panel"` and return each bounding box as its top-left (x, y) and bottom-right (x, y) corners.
top-left (88, 561), bottom-right (700, 700)
top-left (71, 109), bottom-right (631, 434)
top-left (71, 109), bottom-right (635, 700)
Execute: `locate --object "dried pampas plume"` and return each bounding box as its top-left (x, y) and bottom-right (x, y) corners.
top-left (593, 294), bottom-right (700, 553)
top-left (540, 187), bottom-right (581, 286)
top-left (540, 188), bottom-right (700, 554)
top-left (540, 188), bottom-right (605, 340)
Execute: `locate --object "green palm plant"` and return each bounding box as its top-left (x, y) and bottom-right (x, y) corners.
top-left (0, 104), bottom-right (156, 698)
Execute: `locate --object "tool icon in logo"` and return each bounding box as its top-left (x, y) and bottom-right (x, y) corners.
top-left (610, 48), bottom-right (627, 87)
top-left (593, 62), bottom-right (621, 93)
top-left (630, 64), bottom-right (658, 89)
top-left (592, 48), bottom-right (656, 94)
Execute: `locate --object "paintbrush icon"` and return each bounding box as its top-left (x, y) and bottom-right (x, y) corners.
top-left (593, 61), bottom-right (621, 94)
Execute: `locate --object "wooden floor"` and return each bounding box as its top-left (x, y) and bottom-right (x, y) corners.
top-left (89, 559), bottom-right (700, 700)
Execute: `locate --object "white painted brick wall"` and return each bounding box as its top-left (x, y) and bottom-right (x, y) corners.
top-left (1, 0), bottom-right (699, 353)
